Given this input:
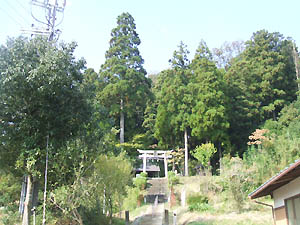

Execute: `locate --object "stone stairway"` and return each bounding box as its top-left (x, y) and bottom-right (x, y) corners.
top-left (133, 178), bottom-right (169, 225)
top-left (145, 178), bottom-right (168, 203)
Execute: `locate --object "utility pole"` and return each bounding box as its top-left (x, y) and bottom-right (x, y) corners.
top-left (42, 135), bottom-right (49, 225)
top-left (19, 1), bottom-right (67, 225)
top-left (21, 0), bottom-right (66, 41)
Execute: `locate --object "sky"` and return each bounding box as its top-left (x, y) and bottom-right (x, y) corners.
top-left (1, 0), bottom-right (300, 74)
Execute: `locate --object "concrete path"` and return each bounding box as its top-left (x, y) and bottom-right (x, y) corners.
top-left (132, 178), bottom-right (169, 225)
top-left (132, 203), bottom-right (164, 225)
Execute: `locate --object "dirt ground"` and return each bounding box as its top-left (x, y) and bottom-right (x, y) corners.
top-left (173, 207), bottom-right (273, 225)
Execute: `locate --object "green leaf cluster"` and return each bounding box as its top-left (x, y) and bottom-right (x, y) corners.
top-left (225, 30), bottom-right (298, 152)
top-left (191, 143), bottom-right (217, 168)
top-left (153, 41), bottom-right (229, 149)
top-left (0, 37), bottom-right (88, 175)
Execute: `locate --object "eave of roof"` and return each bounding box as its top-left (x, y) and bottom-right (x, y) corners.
top-left (135, 165), bottom-right (160, 172)
top-left (249, 159), bottom-right (300, 199)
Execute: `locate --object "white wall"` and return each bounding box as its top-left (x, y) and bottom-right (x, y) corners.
top-left (273, 176), bottom-right (300, 208)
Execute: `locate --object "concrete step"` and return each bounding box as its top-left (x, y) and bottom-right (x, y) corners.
top-left (146, 178), bottom-right (168, 195)
top-left (145, 178), bottom-right (168, 203)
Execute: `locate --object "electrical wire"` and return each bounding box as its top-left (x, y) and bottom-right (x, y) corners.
top-left (55, 11), bottom-right (64, 27)
top-left (15, 0), bottom-right (31, 15)
top-left (30, 2), bottom-right (49, 26)
top-left (0, 5), bottom-right (24, 28)
top-left (12, 0), bottom-right (65, 41)
top-left (2, 0), bottom-right (31, 26)
top-left (45, 6), bottom-right (51, 25)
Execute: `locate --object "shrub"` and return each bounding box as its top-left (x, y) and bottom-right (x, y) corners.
top-left (168, 171), bottom-right (179, 187)
top-left (187, 194), bottom-right (209, 205)
top-left (133, 176), bottom-right (147, 190)
top-left (220, 156), bottom-right (254, 212)
top-left (187, 194), bottom-right (213, 212)
top-left (189, 202), bottom-right (213, 212)
top-left (139, 172), bottom-right (148, 178)
top-left (191, 143), bottom-right (217, 168)
top-left (0, 172), bottom-right (21, 207)
top-left (124, 173), bottom-right (147, 210)
top-left (1, 210), bottom-right (20, 225)
top-left (123, 187), bottom-right (141, 211)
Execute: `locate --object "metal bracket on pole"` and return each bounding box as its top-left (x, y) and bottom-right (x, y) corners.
top-left (22, 0), bottom-right (66, 41)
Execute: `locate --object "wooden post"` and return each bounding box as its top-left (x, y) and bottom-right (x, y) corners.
top-left (164, 153), bottom-right (168, 178)
top-left (184, 129), bottom-right (188, 176)
top-left (173, 212), bottom-right (177, 225)
top-left (22, 175), bottom-right (32, 225)
top-left (19, 176), bottom-right (27, 215)
top-left (181, 188), bottom-right (186, 207)
top-left (120, 99), bottom-right (125, 143)
top-left (31, 207), bottom-right (36, 225)
top-left (164, 209), bottom-right (169, 225)
top-left (143, 154), bottom-right (147, 173)
top-left (125, 211), bottom-right (129, 225)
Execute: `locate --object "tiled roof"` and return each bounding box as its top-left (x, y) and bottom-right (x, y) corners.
top-left (135, 164), bottom-right (160, 172)
top-left (249, 159), bottom-right (300, 199)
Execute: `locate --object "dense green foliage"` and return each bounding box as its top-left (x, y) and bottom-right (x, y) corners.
top-left (98, 12), bottom-right (152, 144)
top-left (48, 153), bottom-right (132, 225)
top-left (154, 42), bottom-right (191, 148)
top-left (187, 194), bottom-right (212, 212)
top-left (0, 37), bottom-right (88, 176)
top-left (168, 171), bottom-right (180, 187)
top-left (225, 30), bottom-right (298, 152)
top-left (244, 95), bottom-right (300, 185)
top-left (123, 172), bottom-right (147, 211)
top-left (133, 172), bottom-right (147, 190)
top-left (189, 41), bottom-right (229, 144)
top-left (0, 171), bottom-right (20, 208)
top-left (192, 143), bottom-right (217, 168)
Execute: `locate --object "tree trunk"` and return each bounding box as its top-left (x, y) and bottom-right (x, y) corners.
top-left (120, 98), bottom-right (125, 144)
top-left (293, 42), bottom-right (300, 91)
top-left (172, 160), bottom-right (175, 172)
top-left (42, 135), bottom-right (49, 225)
top-left (184, 128), bottom-right (189, 176)
top-left (218, 142), bottom-right (222, 174)
top-left (22, 175), bottom-right (32, 225)
top-left (32, 180), bottom-right (39, 209)
top-left (73, 209), bottom-right (83, 225)
top-left (109, 198), bottom-right (113, 224)
top-left (170, 187), bottom-right (176, 208)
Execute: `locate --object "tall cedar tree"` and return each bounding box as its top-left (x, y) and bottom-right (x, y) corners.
top-left (155, 41), bottom-right (191, 175)
top-left (225, 30), bottom-right (298, 154)
top-left (0, 37), bottom-right (88, 225)
top-left (189, 41), bottom-right (229, 155)
top-left (155, 41), bottom-right (229, 173)
top-left (99, 12), bottom-right (151, 144)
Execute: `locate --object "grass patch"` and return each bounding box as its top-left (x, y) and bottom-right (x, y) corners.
top-left (183, 210), bottom-right (273, 225)
top-left (128, 204), bottom-right (149, 220)
top-left (189, 220), bottom-right (271, 225)
top-left (169, 175), bottom-right (273, 225)
top-left (111, 217), bottom-right (126, 225)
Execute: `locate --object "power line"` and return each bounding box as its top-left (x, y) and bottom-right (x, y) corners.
top-left (30, 3), bottom-right (48, 26)
top-left (2, 0), bottom-right (31, 26)
top-left (26, 0), bottom-right (66, 41)
top-left (0, 5), bottom-right (24, 28)
top-left (15, 0), bottom-right (31, 15)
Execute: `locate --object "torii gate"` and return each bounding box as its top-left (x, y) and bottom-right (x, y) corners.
top-left (137, 149), bottom-right (172, 178)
